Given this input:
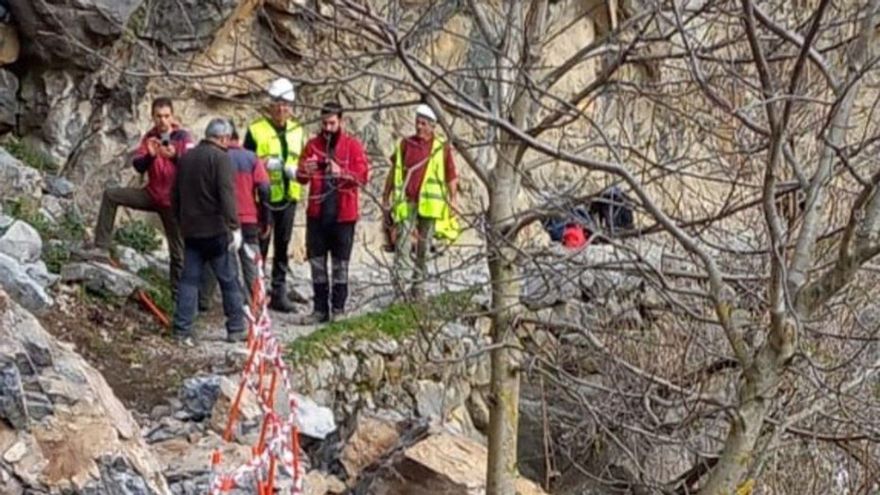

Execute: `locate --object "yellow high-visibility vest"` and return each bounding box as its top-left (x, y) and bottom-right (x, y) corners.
top-left (248, 117), bottom-right (305, 203)
top-left (392, 137), bottom-right (460, 242)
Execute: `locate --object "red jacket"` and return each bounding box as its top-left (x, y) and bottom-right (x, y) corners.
top-left (132, 125), bottom-right (194, 209)
top-left (296, 131), bottom-right (369, 223)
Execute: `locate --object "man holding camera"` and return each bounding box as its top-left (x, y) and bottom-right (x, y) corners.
top-left (242, 77), bottom-right (306, 313)
top-left (89, 97), bottom-right (192, 299)
top-left (295, 102), bottom-right (369, 324)
top-left (171, 119), bottom-right (245, 343)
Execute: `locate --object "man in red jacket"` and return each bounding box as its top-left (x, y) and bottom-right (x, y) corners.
top-left (295, 102), bottom-right (369, 324)
top-left (89, 97), bottom-right (192, 297)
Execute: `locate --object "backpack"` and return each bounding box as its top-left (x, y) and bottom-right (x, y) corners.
top-left (590, 186), bottom-right (634, 234)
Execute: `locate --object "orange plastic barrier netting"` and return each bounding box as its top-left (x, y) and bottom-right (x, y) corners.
top-left (208, 246), bottom-right (304, 494)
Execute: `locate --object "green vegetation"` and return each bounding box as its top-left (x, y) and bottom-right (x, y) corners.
top-left (138, 266), bottom-right (174, 316)
top-left (115, 219), bottom-right (161, 254)
top-left (3, 198), bottom-right (86, 273)
top-left (287, 289), bottom-right (477, 362)
top-left (3, 137), bottom-right (59, 173)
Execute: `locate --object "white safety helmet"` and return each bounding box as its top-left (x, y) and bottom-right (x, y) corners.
top-left (415, 103), bottom-right (437, 122)
top-left (267, 77), bottom-right (296, 103)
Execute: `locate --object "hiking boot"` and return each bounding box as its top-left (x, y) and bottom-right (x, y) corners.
top-left (171, 331), bottom-right (195, 348)
top-left (226, 331), bottom-right (247, 343)
top-left (269, 294), bottom-right (298, 313)
top-left (296, 311), bottom-right (329, 325)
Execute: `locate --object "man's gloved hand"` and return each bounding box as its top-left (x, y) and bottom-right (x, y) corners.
top-left (284, 164), bottom-right (297, 179)
top-left (229, 229), bottom-right (243, 252)
top-left (266, 157), bottom-right (283, 171)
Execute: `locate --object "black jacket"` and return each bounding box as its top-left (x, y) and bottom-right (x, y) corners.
top-left (172, 140), bottom-right (239, 239)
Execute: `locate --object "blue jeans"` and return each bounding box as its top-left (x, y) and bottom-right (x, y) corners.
top-left (173, 235), bottom-right (245, 337)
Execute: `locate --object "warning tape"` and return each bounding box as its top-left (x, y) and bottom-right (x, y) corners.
top-left (208, 245), bottom-right (304, 494)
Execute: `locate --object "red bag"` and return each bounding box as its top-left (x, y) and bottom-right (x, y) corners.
top-left (562, 225), bottom-right (587, 249)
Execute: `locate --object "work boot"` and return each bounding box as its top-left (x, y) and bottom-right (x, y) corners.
top-left (226, 330), bottom-right (247, 343)
top-left (269, 287), bottom-right (298, 313)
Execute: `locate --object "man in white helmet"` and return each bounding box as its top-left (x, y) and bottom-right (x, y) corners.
top-left (382, 103), bottom-right (458, 300)
top-left (242, 77), bottom-right (306, 312)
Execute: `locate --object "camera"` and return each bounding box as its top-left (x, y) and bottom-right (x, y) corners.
top-left (160, 132), bottom-right (171, 147)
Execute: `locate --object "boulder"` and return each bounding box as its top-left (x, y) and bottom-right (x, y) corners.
top-left (0, 289), bottom-right (170, 493)
top-left (0, 220), bottom-right (42, 264)
top-left (117, 246), bottom-right (151, 274)
top-left (340, 413), bottom-right (400, 477)
top-left (7, 0), bottom-right (142, 67)
top-left (0, 69), bottom-right (17, 132)
top-left (292, 392), bottom-right (336, 440)
top-left (0, 252), bottom-right (53, 312)
top-left (178, 375), bottom-right (222, 421)
top-left (412, 379), bottom-right (470, 421)
top-left (60, 261), bottom-right (146, 297)
top-left (0, 147), bottom-right (42, 201)
top-left (303, 470), bottom-right (346, 495)
top-left (361, 432), bottom-right (546, 495)
top-left (208, 376), bottom-right (261, 442)
top-left (24, 260), bottom-right (59, 289)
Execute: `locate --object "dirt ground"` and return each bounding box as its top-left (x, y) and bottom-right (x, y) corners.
top-left (39, 286), bottom-right (228, 413)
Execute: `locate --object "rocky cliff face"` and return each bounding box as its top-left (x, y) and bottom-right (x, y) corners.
top-left (0, 289), bottom-right (169, 494)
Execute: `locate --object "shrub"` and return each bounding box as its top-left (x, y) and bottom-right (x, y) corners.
top-left (115, 220), bottom-right (161, 254)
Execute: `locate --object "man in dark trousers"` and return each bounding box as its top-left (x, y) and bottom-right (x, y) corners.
top-left (87, 97), bottom-right (193, 298)
top-left (171, 119), bottom-right (246, 343)
top-left (243, 77), bottom-right (306, 313)
top-left (199, 122), bottom-right (272, 309)
top-left (295, 102), bottom-right (369, 324)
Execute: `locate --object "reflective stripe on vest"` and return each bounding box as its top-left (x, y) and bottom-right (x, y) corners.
top-left (248, 118), bottom-right (305, 203)
top-left (392, 137), bottom-right (448, 223)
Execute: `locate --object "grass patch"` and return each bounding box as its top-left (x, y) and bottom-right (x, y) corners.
top-left (3, 137), bottom-right (59, 173)
top-left (138, 266), bottom-right (174, 316)
top-left (115, 219), bottom-right (161, 254)
top-left (287, 289), bottom-right (477, 362)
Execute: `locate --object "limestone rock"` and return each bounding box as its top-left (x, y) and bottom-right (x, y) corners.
top-left (178, 375), bottom-right (222, 421)
top-left (7, 0), bottom-right (142, 67)
top-left (0, 69), bottom-right (17, 132)
top-left (0, 220), bottom-right (42, 264)
top-left (0, 148), bottom-right (43, 199)
top-left (362, 432), bottom-right (546, 494)
top-left (340, 413), bottom-right (400, 477)
top-left (413, 379), bottom-right (470, 421)
top-left (0, 289), bottom-right (170, 493)
top-left (152, 433), bottom-right (250, 494)
top-left (0, 252), bottom-right (53, 312)
top-left (44, 175), bottom-right (75, 198)
top-left (0, 357), bottom-right (26, 430)
top-left (208, 376), bottom-right (261, 441)
top-left (146, 0), bottom-right (239, 53)
top-left (292, 392), bottom-right (336, 440)
top-left (303, 470), bottom-right (346, 495)
top-left (61, 261), bottom-right (146, 297)
top-left (24, 260), bottom-right (58, 289)
top-left (117, 246), bottom-right (151, 274)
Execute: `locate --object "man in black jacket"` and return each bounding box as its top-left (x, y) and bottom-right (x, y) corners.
top-left (171, 118), bottom-right (246, 343)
